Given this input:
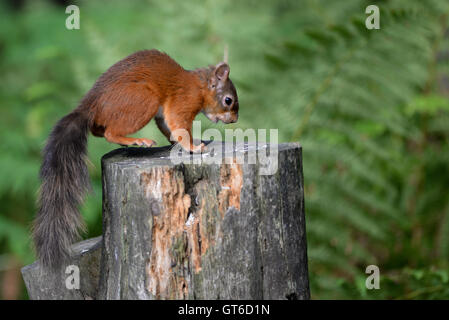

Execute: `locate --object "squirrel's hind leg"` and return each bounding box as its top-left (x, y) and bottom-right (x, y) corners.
top-left (104, 131), bottom-right (157, 147)
top-left (100, 85), bottom-right (160, 147)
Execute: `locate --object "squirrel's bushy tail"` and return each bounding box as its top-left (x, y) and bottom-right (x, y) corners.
top-left (32, 110), bottom-right (90, 269)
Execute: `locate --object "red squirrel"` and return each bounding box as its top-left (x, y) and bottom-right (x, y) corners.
top-left (33, 49), bottom-right (239, 269)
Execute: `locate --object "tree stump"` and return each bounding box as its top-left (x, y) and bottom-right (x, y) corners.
top-left (98, 141), bottom-right (309, 300)
top-left (21, 140), bottom-right (309, 300)
top-left (21, 236), bottom-right (102, 300)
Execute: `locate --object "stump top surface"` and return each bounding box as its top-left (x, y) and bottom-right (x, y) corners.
top-left (102, 140), bottom-right (301, 168)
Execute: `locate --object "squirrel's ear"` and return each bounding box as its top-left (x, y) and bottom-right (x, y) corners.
top-left (214, 62), bottom-right (230, 81)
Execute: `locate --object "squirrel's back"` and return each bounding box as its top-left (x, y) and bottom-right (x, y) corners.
top-left (90, 50), bottom-right (188, 93)
top-left (78, 50), bottom-right (200, 119)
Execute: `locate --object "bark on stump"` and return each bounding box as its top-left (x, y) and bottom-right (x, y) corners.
top-left (99, 141), bottom-right (309, 300)
top-left (21, 141), bottom-right (309, 300)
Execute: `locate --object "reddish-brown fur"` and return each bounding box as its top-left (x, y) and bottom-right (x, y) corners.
top-left (34, 49), bottom-right (239, 269)
top-left (77, 49), bottom-right (239, 152)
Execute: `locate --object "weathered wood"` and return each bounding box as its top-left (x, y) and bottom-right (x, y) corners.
top-left (98, 141), bottom-right (309, 300)
top-left (21, 236), bottom-right (102, 300)
top-left (22, 141), bottom-right (309, 300)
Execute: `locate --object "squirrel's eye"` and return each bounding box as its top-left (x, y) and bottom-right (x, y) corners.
top-left (225, 97), bottom-right (233, 106)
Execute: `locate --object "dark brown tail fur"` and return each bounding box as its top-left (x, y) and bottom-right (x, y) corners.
top-left (32, 110), bottom-right (90, 269)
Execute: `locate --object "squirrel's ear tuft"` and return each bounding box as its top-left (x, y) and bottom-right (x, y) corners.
top-left (214, 62), bottom-right (230, 81)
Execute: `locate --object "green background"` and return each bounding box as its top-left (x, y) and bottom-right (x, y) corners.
top-left (1, 0), bottom-right (449, 299)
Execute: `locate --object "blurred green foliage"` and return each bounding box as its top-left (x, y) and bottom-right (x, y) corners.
top-left (1, 0), bottom-right (449, 299)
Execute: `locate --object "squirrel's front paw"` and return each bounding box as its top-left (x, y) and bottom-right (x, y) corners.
top-left (190, 142), bottom-right (206, 154)
top-left (133, 138), bottom-right (157, 147)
